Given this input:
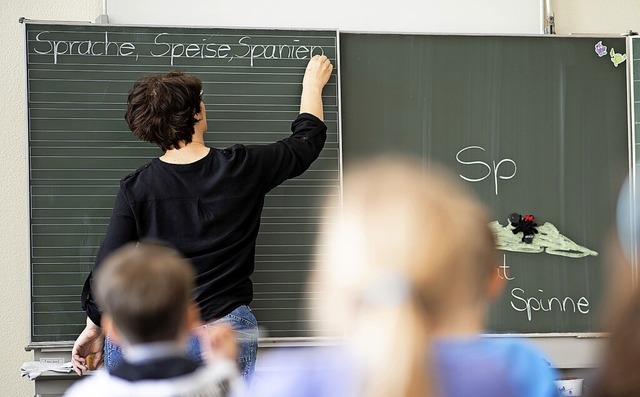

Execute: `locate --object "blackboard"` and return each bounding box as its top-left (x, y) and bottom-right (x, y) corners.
top-left (623, 36), bottom-right (640, 275)
top-left (633, 36), bottom-right (640, 192)
top-left (26, 22), bottom-right (339, 342)
top-left (26, 24), bottom-right (633, 341)
top-left (340, 33), bottom-right (630, 333)
top-left (634, 38), bottom-right (640, 156)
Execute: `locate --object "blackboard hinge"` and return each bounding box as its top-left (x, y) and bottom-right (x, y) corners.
top-left (95, 14), bottom-right (109, 24)
top-left (544, 14), bottom-right (555, 35)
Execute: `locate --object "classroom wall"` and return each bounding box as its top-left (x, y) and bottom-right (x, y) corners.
top-left (105, 0), bottom-right (543, 34)
top-left (553, 0), bottom-right (640, 35)
top-left (1, 1), bottom-right (102, 395)
top-left (1, 1), bottom-right (640, 396)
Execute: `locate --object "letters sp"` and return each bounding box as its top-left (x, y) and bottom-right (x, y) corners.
top-left (456, 146), bottom-right (517, 195)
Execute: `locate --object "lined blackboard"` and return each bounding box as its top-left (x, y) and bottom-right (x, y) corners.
top-left (26, 22), bottom-right (339, 342)
top-left (624, 37), bottom-right (640, 275)
top-left (633, 37), bottom-right (640, 173)
top-left (340, 33), bottom-right (630, 333)
top-left (26, 23), bottom-right (633, 340)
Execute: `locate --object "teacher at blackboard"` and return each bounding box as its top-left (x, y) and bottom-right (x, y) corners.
top-left (71, 55), bottom-right (334, 379)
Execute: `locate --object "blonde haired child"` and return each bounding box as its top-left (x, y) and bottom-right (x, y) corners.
top-left (251, 156), bottom-right (559, 397)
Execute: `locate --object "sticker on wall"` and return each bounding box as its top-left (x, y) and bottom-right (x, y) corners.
top-left (490, 217), bottom-right (598, 258)
top-left (594, 41), bottom-right (607, 57)
top-left (610, 48), bottom-right (627, 67)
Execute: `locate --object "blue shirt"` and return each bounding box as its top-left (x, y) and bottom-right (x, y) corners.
top-left (250, 336), bottom-right (560, 397)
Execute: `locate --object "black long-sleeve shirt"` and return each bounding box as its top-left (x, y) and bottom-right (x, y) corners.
top-left (81, 113), bottom-right (327, 326)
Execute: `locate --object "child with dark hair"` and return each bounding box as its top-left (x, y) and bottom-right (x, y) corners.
top-left (66, 243), bottom-right (242, 397)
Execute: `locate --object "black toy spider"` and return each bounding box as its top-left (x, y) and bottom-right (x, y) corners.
top-left (508, 213), bottom-right (538, 244)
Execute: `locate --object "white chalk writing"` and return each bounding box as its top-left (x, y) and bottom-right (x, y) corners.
top-left (456, 145), bottom-right (517, 195)
top-left (32, 31), bottom-right (326, 66)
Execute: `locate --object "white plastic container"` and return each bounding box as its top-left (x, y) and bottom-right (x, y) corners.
top-left (555, 379), bottom-right (583, 396)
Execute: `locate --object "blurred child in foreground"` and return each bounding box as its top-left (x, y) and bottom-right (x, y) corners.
top-left (250, 156), bottom-right (560, 397)
top-left (67, 242), bottom-right (243, 397)
top-left (589, 176), bottom-right (640, 397)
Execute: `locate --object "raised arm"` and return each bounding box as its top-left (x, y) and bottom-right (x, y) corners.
top-left (299, 55), bottom-right (333, 121)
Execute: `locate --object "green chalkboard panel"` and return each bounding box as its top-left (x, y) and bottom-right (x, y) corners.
top-left (634, 37), bottom-right (640, 161)
top-left (624, 37), bottom-right (640, 274)
top-left (340, 33), bottom-right (630, 333)
top-left (26, 22), bottom-right (339, 342)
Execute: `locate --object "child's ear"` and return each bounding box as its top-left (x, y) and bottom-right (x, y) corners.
top-left (102, 314), bottom-right (122, 344)
top-left (487, 269), bottom-right (506, 300)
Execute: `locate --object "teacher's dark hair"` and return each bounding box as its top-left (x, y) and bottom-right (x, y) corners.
top-left (125, 71), bottom-right (203, 151)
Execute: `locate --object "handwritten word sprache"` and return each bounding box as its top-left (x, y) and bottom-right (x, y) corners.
top-left (33, 31), bottom-right (135, 64)
top-left (32, 31), bottom-right (326, 66)
top-left (510, 287), bottom-right (589, 321)
top-left (456, 146), bottom-right (517, 195)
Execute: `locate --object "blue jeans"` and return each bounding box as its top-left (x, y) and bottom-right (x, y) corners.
top-left (104, 305), bottom-right (258, 380)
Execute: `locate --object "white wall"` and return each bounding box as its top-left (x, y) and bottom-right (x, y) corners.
top-left (2, 1), bottom-right (640, 396)
top-left (0, 2), bottom-right (102, 395)
top-left (104, 0), bottom-right (640, 36)
top-left (554, 0), bottom-right (640, 35)
top-left (106, 0), bottom-right (543, 34)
